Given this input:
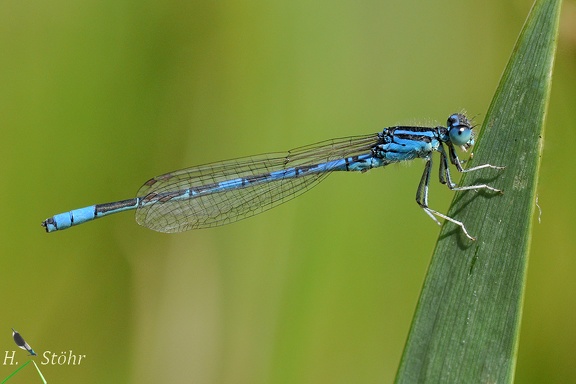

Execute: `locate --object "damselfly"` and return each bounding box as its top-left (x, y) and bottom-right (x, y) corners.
top-left (12, 328), bottom-right (37, 356)
top-left (42, 113), bottom-right (504, 240)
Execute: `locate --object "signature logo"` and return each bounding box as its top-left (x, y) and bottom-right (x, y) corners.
top-left (3, 327), bottom-right (88, 383)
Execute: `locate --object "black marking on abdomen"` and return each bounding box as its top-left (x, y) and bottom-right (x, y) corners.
top-left (245, 173), bottom-right (271, 183)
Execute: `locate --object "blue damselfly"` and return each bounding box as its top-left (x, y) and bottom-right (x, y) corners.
top-left (42, 113), bottom-right (504, 240)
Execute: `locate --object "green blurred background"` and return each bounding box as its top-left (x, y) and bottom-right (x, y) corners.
top-left (1, 0), bottom-right (574, 382)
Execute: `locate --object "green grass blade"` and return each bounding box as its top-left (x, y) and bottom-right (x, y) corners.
top-left (31, 361), bottom-right (47, 384)
top-left (1, 360), bottom-right (31, 383)
top-left (395, 0), bottom-right (562, 382)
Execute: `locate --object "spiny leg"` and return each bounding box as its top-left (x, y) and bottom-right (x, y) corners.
top-left (416, 154), bottom-right (477, 241)
top-left (435, 146), bottom-right (505, 239)
top-left (422, 207), bottom-right (476, 241)
top-left (447, 141), bottom-right (505, 174)
top-left (444, 163), bottom-right (504, 194)
top-left (443, 144), bottom-right (505, 193)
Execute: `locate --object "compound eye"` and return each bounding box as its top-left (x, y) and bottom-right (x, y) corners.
top-left (449, 125), bottom-right (472, 146)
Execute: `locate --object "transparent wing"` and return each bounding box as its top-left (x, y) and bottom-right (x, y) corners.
top-left (135, 133), bottom-right (380, 233)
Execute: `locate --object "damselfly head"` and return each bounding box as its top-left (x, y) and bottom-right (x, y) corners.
top-left (447, 113), bottom-right (475, 151)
